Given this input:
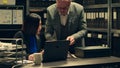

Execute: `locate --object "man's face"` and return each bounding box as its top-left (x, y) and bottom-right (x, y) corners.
top-left (56, 0), bottom-right (70, 16)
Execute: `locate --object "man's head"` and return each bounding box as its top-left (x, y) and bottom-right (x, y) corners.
top-left (56, 0), bottom-right (71, 16)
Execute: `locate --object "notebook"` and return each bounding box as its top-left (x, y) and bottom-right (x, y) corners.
top-left (42, 40), bottom-right (70, 63)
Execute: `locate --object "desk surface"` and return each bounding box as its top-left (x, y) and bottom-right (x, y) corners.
top-left (21, 56), bottom-right (120, 68)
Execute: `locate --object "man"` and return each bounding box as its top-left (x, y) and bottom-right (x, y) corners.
top-left (45, 0), bottom-right (87, 54)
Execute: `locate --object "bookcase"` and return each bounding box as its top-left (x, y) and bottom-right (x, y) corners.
top-left (111, 1), bottom-right (120, 57)
top-left (83, 1), bottom-right (109, 46)
top-left (74, 0), bottom-right (112, 58)
top-left (0, 5), bottom-right (24, 38)
top-left (0, 0), bottom-right (27, 38)
top-left (82, 0), bottom-right (120, 57)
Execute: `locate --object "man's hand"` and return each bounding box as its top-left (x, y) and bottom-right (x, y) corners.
top-left (66, 36), bottom-right (75, 45)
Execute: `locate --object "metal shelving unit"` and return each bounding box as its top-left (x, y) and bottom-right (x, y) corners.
top-left (0, 38), bottom-right (26, 67)
top-left (74, 0), bottom-right (112, 58)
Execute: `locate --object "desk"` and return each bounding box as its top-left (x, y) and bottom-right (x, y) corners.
top-left (21, 56), bottom-right (120, 68)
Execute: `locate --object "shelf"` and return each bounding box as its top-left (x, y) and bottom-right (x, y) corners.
top-left (112, 29), bottom-right (120, 34)
top-left (112, 3), bottom-right (120, 7)
top-left (87, 28), bottom-right (108, 33)
top-left (87, 28), bottom-right (120, 34)
top-left (29, 1), bottom-right (55, 8)
top-left (84, 4), bottom-right (108, 9)
top-left (29, 7), bottom-right (46, 12)
top-left (0, 29), bottom-right (21, 31)
top-left (86, 28), bottom-right (120, 38)
top-left (0, 38), bottom-right (25, 64)
top-left (84, 3), bottom-right (120, 9)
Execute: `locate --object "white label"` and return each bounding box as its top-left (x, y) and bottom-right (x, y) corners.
top-left (87, 33), bottom-right (91, 37)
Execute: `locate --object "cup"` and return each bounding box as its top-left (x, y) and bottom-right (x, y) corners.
top-left (33, 53), bottom-right (43, 65)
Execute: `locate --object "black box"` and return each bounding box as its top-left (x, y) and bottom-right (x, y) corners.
top-left (75, 46), bottom-right (111, 58)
